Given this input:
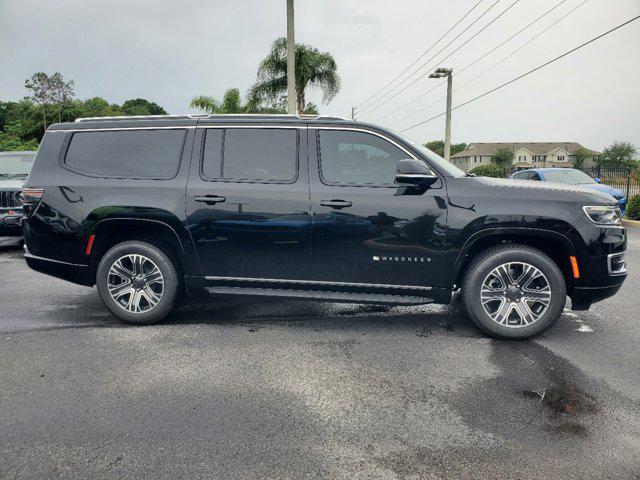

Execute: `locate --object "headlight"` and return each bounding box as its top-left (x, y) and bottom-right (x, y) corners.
top-left (583, 206), bottom-right (622, 225)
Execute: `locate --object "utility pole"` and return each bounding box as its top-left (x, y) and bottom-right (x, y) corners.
top-left (429, 68), bottom-right (453, 161)
top-left (351, 106), bottom-right (355, 120)
top-left (286, 0), bottom-right (296, 115)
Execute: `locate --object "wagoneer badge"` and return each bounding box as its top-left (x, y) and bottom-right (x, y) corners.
top-left (373, 256), bottom-right (430, 263)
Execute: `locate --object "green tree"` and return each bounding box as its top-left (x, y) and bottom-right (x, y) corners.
top-left (249, 37), bottom-right (340, 114)
top-left (572, 147), bottom-right (590, 169)
top-left (626, 194), bottom-right (640, 220)
top-left (191, 88), bottom-right (245, 114)
top-left (0, 120), bottom-right (39, 151)
top-left (424, 140), bottom-right (466, 158)
top-left (190, 87), bottom-right (318, 115)
top-left (122, 98), bottom-right (167, 116)
top-left (24, 72), bottom-right (53, 132)
top-left (602, 141), bottom-right (638, 168)
top-left (470, 163), bottom-right (503, 178)
top-left (81, 97), bottom-right (122, 118)
top-left (24, 72), bottom-right (75, 129)
top-left (492, 147), bottom-right (515, 170)
top-left (0, 99), bottom-right (44, 143)
top-left (48, 72), bottom-right (75, 123)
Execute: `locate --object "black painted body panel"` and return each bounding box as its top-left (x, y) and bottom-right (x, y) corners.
top-left (23, 116), bottom-right (626, 308)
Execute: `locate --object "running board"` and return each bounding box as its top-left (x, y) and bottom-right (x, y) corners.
top-left (203, 286), bottom-right (434, 305)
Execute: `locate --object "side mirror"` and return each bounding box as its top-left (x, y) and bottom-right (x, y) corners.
top-left (395, 159), bottom-right (438, 187)
top-left (593, 177), bottom-right (601, 183)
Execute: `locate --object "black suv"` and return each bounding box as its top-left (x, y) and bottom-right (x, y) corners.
top-left (22, 115), bottom-right (627, 338)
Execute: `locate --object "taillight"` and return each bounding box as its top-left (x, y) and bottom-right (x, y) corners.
top-left (21, 188), bottom-right (44, 203)
top-left (20, 188), bottom-right (45, 216)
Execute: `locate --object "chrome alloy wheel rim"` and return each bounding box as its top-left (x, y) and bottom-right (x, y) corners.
top-left (107, 254), bottom-right (164, 313)
top-left (480, 262), bottom-right (551, 328)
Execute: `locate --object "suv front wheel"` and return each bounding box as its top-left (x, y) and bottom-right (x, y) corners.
top-left (96, 240), bottom-right (181, 324)
top-left (462, 244), bottom-right (566, 339)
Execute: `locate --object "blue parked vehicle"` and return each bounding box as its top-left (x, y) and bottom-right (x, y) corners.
top-left (510, 168), bottom-right (627, 214)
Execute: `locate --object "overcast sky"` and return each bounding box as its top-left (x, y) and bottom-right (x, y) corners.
top-left (1, 0), bottom-right (639, 150)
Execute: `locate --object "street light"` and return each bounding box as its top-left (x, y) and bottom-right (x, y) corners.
top-left (429, 68), bottom-right (453, 162)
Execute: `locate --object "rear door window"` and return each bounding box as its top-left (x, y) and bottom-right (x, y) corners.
top-left (64, 129), bottom-right (186, 179)
top-left (202, 128), bottom-right (298, 183)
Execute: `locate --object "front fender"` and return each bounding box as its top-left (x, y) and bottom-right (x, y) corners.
top-left (446, 226), bottom-right (580, 288)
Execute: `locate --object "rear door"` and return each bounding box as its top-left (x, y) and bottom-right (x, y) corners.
top-left (185, 123), bottom-right (311, 280)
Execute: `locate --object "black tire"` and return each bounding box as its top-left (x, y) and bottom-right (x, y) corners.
top-left (462, 244), bottom-right (566, 339)
top-left (96, 240), bottom-right (181, 325)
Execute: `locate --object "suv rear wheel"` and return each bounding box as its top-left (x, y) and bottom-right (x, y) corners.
top-left (96, 240), bottom-right (181, 324)
top-left (462, 244), bottom-right (566, 339)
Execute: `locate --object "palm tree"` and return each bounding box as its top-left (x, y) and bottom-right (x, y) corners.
top-left (191, 88), bottom-right (320, 115)
top-left (190, 88), bottom-right (245, 114)
top-left (249, 38), bottom-right (340, 114)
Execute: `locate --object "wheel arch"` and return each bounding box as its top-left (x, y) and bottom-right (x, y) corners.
top-left (449, 228), bottom-right (579, 290)
top-left (85, 216), bottom-right (199, 285)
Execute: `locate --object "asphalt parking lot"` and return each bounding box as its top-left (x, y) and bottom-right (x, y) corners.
top-left (1, 232), bottom-right (639, 480)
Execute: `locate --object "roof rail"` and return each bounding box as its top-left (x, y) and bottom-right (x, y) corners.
top-left (315, 115), bottom-right (350, 121)
top-left (74, 113), bottom-right (354, 123)
top-left (75, 114), bottom-right (200, 123)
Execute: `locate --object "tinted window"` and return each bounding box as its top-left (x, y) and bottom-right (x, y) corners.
top-left (540, 169), bottom-right (595, 184)
top-left (319, 130), bottom-right (408, 185)
top-left (202, 128), bottom-right (298, 183)
top-left (201, 129), bottom-right (223, 179)
top-left (65, 129), bottom-right (185, 179)
top-left (0, 153), bottom-right (35, 176)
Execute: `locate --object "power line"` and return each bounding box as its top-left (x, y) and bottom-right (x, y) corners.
top-left (356, 0), bottom-right (503, 116)
top-left (355, 0), bottom-right (484, 111)
top-left (385, 0), bottom-right (586, 127)
top-left (358, 0), bottom-right (519, 118)
top-left (399, 13), bottom-right (640, 132)
top-left (374, 0), bottom-right (570, 124)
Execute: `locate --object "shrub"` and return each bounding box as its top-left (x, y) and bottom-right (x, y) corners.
top-left (626, 194), bottom-right (640, 220)
top-left (470, 163), bottom-right (504, 178)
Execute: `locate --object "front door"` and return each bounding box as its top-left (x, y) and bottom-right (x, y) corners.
top-left (308, 127), bottom-right (447, 288)
top-left (186, 124), bottom-right (311, 280)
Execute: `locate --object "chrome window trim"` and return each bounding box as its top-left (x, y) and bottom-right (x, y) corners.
top-left (204, 275), bottom-right (432, 291)
top-left (309, 126), bottom-right (418, 161)
top-left (48, 126), bottom-right (196, 133)
top-left (198, 127), bottom-right (300, 185)
top-left (199, 125), bottom-right (306, 130)
top-left (607, 252), bottom-right (627, 276)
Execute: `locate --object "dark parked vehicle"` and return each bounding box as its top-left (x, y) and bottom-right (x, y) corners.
top-left (0, 151), bottom-right (36, 236)
top-left (22, 115), bottom-right (627, 339)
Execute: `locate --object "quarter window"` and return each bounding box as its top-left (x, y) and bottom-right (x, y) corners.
top-left (318, 129), bottom-right (408, 185)
top-left (64, 129), bottom-right (186, 179)
top-left (202, 128), bottom-right (297, 183)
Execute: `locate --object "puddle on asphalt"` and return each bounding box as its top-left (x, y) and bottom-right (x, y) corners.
top-left (522, 377), bottom-right (597, 416)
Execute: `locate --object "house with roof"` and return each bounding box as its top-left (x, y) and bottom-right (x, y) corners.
top-left (450, 142), bottom-right (602, 172)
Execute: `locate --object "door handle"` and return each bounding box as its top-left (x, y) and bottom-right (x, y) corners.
top-left (320, 199), bottom-right (353, 209)
top-left (194, 195), bottom-right (226, 205)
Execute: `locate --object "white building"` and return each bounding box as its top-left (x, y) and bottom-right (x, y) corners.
top-left (450, 142), bottom-right (602, 172)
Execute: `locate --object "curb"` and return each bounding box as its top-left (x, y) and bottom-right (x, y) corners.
top-left (622, 218), bottom-right (640, 228)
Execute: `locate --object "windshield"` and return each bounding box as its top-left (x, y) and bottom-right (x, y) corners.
top-left (542, 169), bottom-right (596, 185)
top-left (393, 132), bottom-right (466, 177)
top-left (0, 152), bottom-right (36, 178)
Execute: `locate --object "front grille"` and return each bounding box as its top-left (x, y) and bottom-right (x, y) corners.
top-left (0, 190), bottom-right (22, 208)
